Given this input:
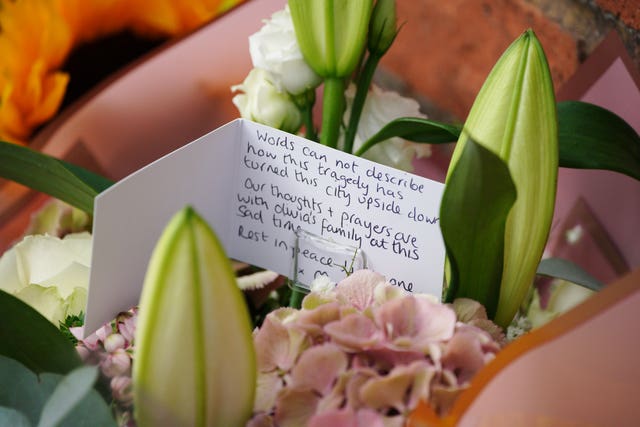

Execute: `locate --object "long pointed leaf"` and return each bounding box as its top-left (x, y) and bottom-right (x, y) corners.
top-left (355, 117), bottom-right (461, 156)
top-left (537, 257), bottom-right (604, 291)
top-left (0, 141), bottom-right (113, 214)
top-left (557, 101), bottom-right (640, 180)
top-left (0, 290), bottom-right (81, 375)
top-left (440, 139), bottom-right (517, 318)
top-left (37, 366), bottom-right (98, 427)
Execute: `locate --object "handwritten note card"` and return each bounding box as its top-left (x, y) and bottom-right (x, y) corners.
top-left (86, 119), bottom-right (445, 335)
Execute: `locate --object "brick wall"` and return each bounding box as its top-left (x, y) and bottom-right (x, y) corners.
top-left (377, 0), bottom-right (640, 121)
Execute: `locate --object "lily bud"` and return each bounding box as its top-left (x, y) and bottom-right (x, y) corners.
top-left (133, 207), bottom-right (255, 427)
top-left (447, 30), bottom-right (558, 327)
top-left (288, 0), bottom-right (373, 77)
top-left (368, 0), bottom-right (398, 55)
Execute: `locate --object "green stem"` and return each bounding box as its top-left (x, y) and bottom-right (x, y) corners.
top-left (288, 287), bottom-right (306, 309)
top-left (303, 102), bottom-right (317, 142)
top-left (343, 53), bottom-right (381, 154)
top-left (320, 77), bottom-right (346, 148)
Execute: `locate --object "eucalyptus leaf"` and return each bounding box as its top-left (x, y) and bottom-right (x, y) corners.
top-left (38, 374), bottom-right (116, 427)
top-left (0, 355), bottom-right (47, 425)
top-left (0, 355), bottom-right (116, 427)
top-left (440, 139), bottom-right (517, 318)
top-left (0, 290), bottom-right (81, 375)
top-left (0, 141), bottom-right (113, 214)
top-left (537, 257), bottom-right (604, 291)
top-left (37, 366), bottom-right (98, 427)
top-left (0, 407), bottom-right (32, 427)
top-left (355, 117), bottom-right (461, 156)
top-left (557, 101), bottom-right (640, 181)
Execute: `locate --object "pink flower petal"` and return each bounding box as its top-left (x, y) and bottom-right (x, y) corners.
top-left (342, 368), bottom-right (379, 410)
top-left (275, 388), bottom-right (319, 427)
top-left (308, 408), bottom-right (387, 427)
top-left (307, 409), bottom-right (356, 427)
top-left (324, 313), bottom-right (382, 351)
top-left (441, 328), bottom-right (486, 384)
top-left (295, 301), bottom-right (341, 338)
top-left (450, 298), bottom-right (488, 322)
top-left (352, 348), bottom-right (425, 373)
top-left (335, 270), bottom-right (386, 311)
top-left (246, 413), bottom-right (275, 427)
top-left (375, 296), bottom-right (456, 351)
top-left (290, 343), bottom-right (348, 395)
top-left (359, 361), bottom-right (434, 413)
top-left (254, 371), bottom-right (284, 413)
top-left (254, 309), bottom-right (308, 372)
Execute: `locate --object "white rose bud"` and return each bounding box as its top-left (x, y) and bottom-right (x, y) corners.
top-left (0, 232), bottom-right (91, 325)
top-left (232, 68), bottom-right (303, 134)
top-left (249, 6), bottom-right (321, 95)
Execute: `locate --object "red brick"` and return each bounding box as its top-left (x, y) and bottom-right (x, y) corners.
top-left (380, 0), bottom-right (579, 119)
top-left (596, 0), bottom-right (640, 29)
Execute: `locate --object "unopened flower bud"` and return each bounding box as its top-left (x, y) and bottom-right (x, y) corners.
top-left (368, 0), bottom-right (398, 55)
top-left (232, 68), bottom-right (303, 133)
top-left (288, 0), bottom-right (373, 77)
top-left (104, 333), bottom-right (126, 353)
top-left (111, 376), bottom-right (134, 406)
top-left (101, 348), bottom-right (131, 377)
top-left (446, 30), bottom-right (558, 327)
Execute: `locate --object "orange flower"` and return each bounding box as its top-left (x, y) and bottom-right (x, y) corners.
top-left (0, 0), bottom-right (247, 145)
top-left (0, 0), bottom-right (72, 143)
top-left (128, 0), bottom-right (232, 37)
top-left (53, 0), bottom-right (131, 44)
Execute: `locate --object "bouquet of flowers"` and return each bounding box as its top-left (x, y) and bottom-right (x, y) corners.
top-left (0, 0), bottom-right (638, 426)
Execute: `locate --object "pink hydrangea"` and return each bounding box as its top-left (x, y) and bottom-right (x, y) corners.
top-left (74, 307), bottom-right (138, 423)
top-left (249, 270), bottom-right (503, 425)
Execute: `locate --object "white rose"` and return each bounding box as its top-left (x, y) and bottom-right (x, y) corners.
top-left (232, 68), bottom-right (303, 133)
top-left (249, 6), bottom-right (321, 95)
top-left (0, 232), bottom-right (92, 325)
top-left (526, 279), bottom-right (595, 328)
top-left (342, 84), bottom-right (432, 171)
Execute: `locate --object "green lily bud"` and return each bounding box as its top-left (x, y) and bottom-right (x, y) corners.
top-left (133, 207), bottom-right (255, 427)
top-left (288, 0), bottom-right (373, 78)
top-left (368, 0), bottom-right (398, 55)
top-left (447, 30), bottom-right (558, 327)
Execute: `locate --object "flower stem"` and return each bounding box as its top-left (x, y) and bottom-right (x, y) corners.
top-left (288, 287), bottom-right (306, 309)
top-left (343, 53), bottom-right (381, 154)
top-left (303, 102), bottom-right (317, 142)
top-left (320, 77), bottom-right (346, 148)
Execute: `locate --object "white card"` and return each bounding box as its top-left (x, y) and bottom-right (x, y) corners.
top-left (85, 119), bottom-right (445, 335)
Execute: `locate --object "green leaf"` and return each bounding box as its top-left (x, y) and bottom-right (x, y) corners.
top-left (537, 257), bottom-right (604, 291)
top-left (38, 374), bottom-right (116, 427)
top-left (0, 356), bottom-right (116, 427)
top-left (0, 141), bottom-right (113, 214)
top-left (355, 117), bottom-right (461, 156)
top-left (440, 139), bottom-right (517, 318)
top-left (0, 290), bottom-right (81, 375)
top-left (0, 407), bottom-right (32, 427)
top-left (0, 355), bottom-right (46, 425)
top-left (37, 366), bottom-right (98, 427)
top-left (558, 101), bottom-right (640, 180)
